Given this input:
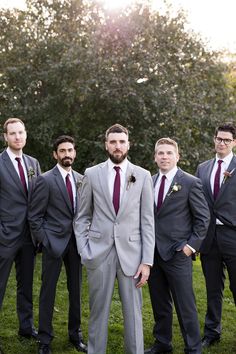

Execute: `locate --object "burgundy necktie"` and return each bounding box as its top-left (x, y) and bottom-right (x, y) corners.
top-left (213, 160), bottom-right (223, 200)
top-left (113, 166), bottom-right (120, 215)
top-left (157, 175), bottom-right (166, 211)
top-left (66, 174), bottom-right (74, 209)
top-left (15, 157), bottom-right (27, 194)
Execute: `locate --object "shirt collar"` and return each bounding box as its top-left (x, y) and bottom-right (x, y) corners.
top-left (57, 163), bottom-right (72, 179)
top-left (107, 158), bottom-right (128, 174)
top-left (159, 166), bottom-right (178, 181)
top-left (6, 147), bottom-right (23, 162)
top-left (215, 151), bottom-right (233, 164)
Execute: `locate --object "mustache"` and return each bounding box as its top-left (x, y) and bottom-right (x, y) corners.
top-left (62, 157), bottom-right (73, 162)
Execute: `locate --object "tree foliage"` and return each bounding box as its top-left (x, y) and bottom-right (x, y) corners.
top-left (0, 0), bottom-right (234, 173)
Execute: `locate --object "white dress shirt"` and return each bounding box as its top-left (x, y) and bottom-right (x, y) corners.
top-left (107, 158), bottom-right (128, 204)
top-left (154, 166), bottom-right (178, 206)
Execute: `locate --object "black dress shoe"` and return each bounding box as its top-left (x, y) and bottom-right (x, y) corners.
top-left (144, 342), bottom-right (173, 354)
top-left (38, 343), bottom-right (52, 354)
top-left (18, 328), bottom-right (38, 340)
top-left (201, 336), bottom-right (220, 348)
top-left (70, 339), bottom-right (88, 353)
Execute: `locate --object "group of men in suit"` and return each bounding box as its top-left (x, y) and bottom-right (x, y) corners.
top-left (0, 118), bottom-right (236, 354)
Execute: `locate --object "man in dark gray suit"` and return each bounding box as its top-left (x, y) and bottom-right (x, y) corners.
top-left (28, 135), bottom-right (87, 354)
top-left (0, 118), bottom-right (41, 341)
top-left (196, 123), bottom-right (236, 348)
top-left (145, 138), bottom-right (210, 354)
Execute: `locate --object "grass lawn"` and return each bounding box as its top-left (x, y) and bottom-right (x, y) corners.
top-left (0, 255), bottom-right (236, 353)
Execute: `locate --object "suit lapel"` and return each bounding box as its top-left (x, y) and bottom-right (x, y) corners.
top-left (98, 162), bottom-right (116, 216)
top-left (23, 154), bottom-right (34, 195)
top-left (152, 173), bottom-right (159, 209)
top-left (160, 168), bottom-right (184, 211)
top-left (117, 162), bottom-right (135, 218)
top-left (215, 155), bottom-right (236, 202)
top-left (53, 166), bottom-right (73, 214)
top-left (205, 159), bottom-right (215, 202)
top-left (154, 169), bottom-right (184, 214)
top-left (72, 171), bottom-right (83, 214)
top-left (2, 150), bottom-right (27, 199)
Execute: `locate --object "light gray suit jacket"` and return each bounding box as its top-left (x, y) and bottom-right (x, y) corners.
top-left (28, 166), bottom-right (83, 258)
top-left (74, 160), bottom-right (155, 276)
top-left (0, 149), bottom-right (41, 257)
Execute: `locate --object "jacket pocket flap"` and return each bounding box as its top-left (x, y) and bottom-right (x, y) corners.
top-left (88, 230), bottom-right (101, 239)
top-left (129, 234), bottom-right (140, 241)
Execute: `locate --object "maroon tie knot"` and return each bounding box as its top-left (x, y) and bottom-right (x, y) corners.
top-left (114, 166), bottom-right (120, 173)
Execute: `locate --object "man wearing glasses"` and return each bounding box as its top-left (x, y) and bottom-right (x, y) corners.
top-left (196, 123), bottom-right (236, 348)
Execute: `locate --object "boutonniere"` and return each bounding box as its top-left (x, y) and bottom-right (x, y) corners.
top-left (167, 182), bottom-right (182, 196)
top-left (27, 167), bottom-right (35, 179)
top-left (126, 174), bottom-right (136, 190)
top-left (76, 179), bottom-right (83, 190)
top-left (223, 168), bottom-right (235, 183)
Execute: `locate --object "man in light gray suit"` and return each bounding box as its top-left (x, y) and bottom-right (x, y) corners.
top-left (196, 123), bottom-right (236, 348)
top-left (0, 118), bottom-right (41, 343)
top-left (28, 135), bottom-right (87, 354)
top-left (74, 123), bottom-right (155, 354)
top-left (145, 138), bottom-right (210, 354)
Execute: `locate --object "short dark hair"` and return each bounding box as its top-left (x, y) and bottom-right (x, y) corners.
top-left (105, 123), bottom-right (129, 140)
top-left (215, 123), bottom-right (236, 139)
top-left (53, 135), bottom-right (75, 152)
top-left (3, 118), bottom-right (25, 133)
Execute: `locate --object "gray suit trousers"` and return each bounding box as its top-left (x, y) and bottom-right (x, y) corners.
top-left (87, 246), bottom-right (144, 354)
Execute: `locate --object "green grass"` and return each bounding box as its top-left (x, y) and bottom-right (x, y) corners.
top-left (1, 256), bottom-right (236, 353)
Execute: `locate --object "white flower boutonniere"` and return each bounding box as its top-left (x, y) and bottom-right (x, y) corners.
top-left (223, 168), bottom-right (235, 183)
top-left (27, 167), bottom-right (35, 179)
top-left (167, 183), bottom-right (182, 196)
top-left (76, 179), bottom-right (83, 190)
top-left (126, 174), bottom-right (136, 190)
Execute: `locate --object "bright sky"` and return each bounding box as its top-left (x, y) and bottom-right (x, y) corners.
top-left (1, 0), bottom-right (236, 52)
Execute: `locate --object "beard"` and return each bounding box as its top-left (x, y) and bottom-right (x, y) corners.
top-left (61, 157), bottom-right (73, 167)
top-left (108, 150), bottom-right (128, 164)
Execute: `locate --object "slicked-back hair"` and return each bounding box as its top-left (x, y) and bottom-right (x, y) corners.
top-left (105, 124), bottom-right (129, 141)
top-left (53, 135), bottom-right (75, 152)
top-left (215, 123), bottom-right (236, 139)
top-left (3, 118), bottom-right (25, 133)
top-left (154, 137), bottom-right (179, 154)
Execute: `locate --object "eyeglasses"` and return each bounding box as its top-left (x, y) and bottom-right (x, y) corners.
top-left (214, 137), bottom-right (234, 145)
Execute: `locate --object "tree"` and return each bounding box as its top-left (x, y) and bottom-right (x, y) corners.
top-left (0, 0), bottom-right (234, 173)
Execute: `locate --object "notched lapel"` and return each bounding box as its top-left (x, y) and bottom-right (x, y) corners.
top-left (216, 156), bottom-right (236, 201)
top-left (2, 151), bottom-right (27, 199)
top-left (117, 164), bottom-right (135, 218)
top-left (158, 169), bottom-right (183, 212)
top-left (206, 159), bottom-right (215, 202)
top-left (73, 172), bottom-right (83, 214)
top-left (98, 162), bottom-right (115, 216)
